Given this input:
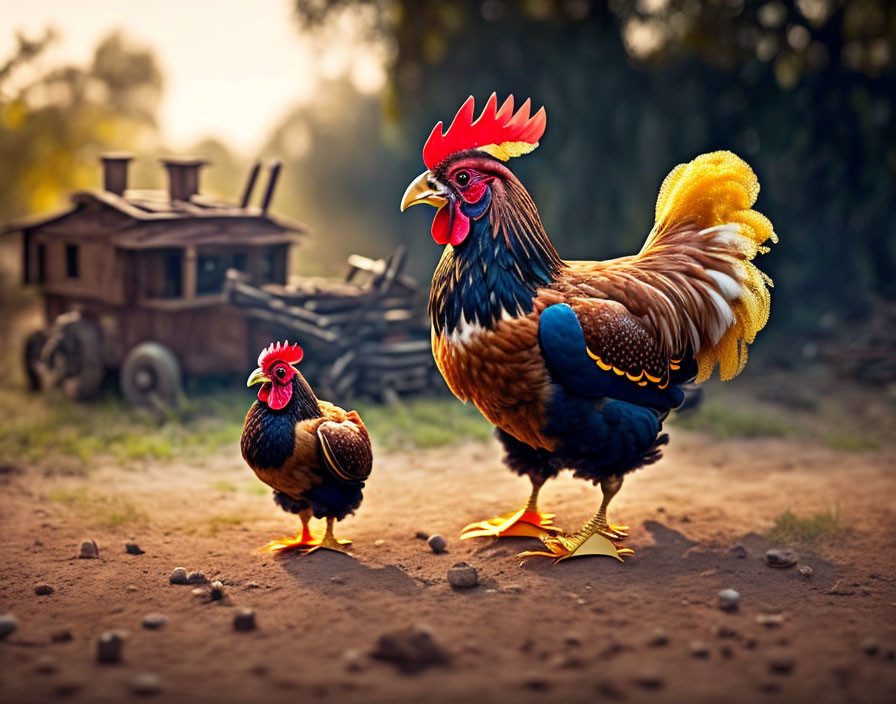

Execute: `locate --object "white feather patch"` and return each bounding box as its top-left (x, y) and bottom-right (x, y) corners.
top-left (705, 269), bottom-right (743, 301)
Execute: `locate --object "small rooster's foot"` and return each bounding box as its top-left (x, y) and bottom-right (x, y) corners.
top-left (460, 507), bottom-right (560, 539)
top-left (518, 530), bottom-right (634, 564)
top-left (304, 517), bottom-right (353, 556)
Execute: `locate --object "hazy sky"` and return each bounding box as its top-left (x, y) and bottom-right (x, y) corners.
top-left (0, 0), bottom-right (349, 153)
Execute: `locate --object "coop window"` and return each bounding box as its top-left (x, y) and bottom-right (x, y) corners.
top-left (196, 251), bottom-right (248, 295)
top-left (65, 244), bottom-right (79, 278)
top-left (163, 250), bottom-right (183, 298)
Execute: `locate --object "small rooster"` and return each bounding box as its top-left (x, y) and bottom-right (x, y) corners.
top-left (401, 94), bottom-right (776, 562)
top-left (241, 341), bottom-right (372, 554)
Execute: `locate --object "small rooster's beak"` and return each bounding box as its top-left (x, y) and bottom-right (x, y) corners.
top-left (246, 367), bottom-right (270, 387)
top-left (400, 171), bottom-right (448, 212)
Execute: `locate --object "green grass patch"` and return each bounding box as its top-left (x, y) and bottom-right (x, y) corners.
top-left (352, 397), bottom-right (493, 450)
top-left (205, 514), bottom-right (244, 536)
top-left (672, 402), bottom-right (797, 439)
top-left (213, 480), bottom-right (239, 493)
top-left (765, 509), bottom-right (845, 546)
top-left (48, 486), bottom-right (147, 527)
top-left (824, 432), bottom-right (879, 452)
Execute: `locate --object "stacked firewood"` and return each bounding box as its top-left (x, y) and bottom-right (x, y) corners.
top-left (225, 246), bottom-right (443, 400)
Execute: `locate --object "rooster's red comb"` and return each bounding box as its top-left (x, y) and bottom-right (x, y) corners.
top-left (422, 93), bottom-right (547, 170)
top-left (258, 340), bottom-right (304, 372)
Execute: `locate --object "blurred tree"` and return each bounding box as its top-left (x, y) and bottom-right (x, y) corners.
top-left (293, 0), bottom-right (896, 333)
top-left (0, 29), bottom-right (163, 221)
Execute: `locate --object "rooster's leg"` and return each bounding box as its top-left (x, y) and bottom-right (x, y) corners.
top-left (263, 509), bottom-right (325, 552)
top-left (305, 516), bottom-right (352, 555)
top-left (519, 475), bottom-right (633, 564)
top-left (460, 477), bottom-right (560, 539)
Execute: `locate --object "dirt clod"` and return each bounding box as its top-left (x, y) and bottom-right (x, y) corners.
top-left (765, 548), bottom-right (798, 568)
top-left (648, 627), bottom-right (669, 647)
top-left (414, 531), bottom-right (429, 540)
top-left (427, 534), bottom-right (447, 554)
top-left (35, 655), bottom-right (58, 674)
top-left (125, 542), bottom-right (145, 555)
top-left (690, 641), bottom-right (710, 658)
top-left (79, 539), bottom-right (99, 559)
top-left (169, 567), bottom-right (188, 585)
top-left (96, 631), bottom-right (124, 664)
top-left (860, 637), bottom-right (880, 656)
top-left (51, 628), bottom-right (73, 642)
top-left (633, 669), bottom-right (665, 689)
top-left (730, 545), bottom-right (748, 558)
top-left (768, 650), bottom-right (795, 673)
top-left (209, 581), bottom-right (225, 600)
top-left (233, 608), bottom-right (256, 632)
top-left (34, 583), bottom-right (54, 596)
top-left (798, 564), bottom-right (814, 578)
top-left (757, 614), bottom-right (784, 628)
top-left (447, 562), bottom-right (478, 588)
top-left (371, 624), bottom-right (450, 674)
top-left (186, 571), bottom-right (207, 584)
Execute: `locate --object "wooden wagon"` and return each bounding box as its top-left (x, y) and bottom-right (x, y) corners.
top-left (6, 155), bottom-right (438, 407)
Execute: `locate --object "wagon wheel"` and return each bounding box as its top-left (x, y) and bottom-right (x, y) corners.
top-left (39, 319), bottom-right (105, 401)
top-left (120, 342), bottom-right (182, 410)
top-left (23, 329), bottom-right (48, 391)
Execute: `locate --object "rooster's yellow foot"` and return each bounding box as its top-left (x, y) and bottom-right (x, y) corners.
top-left (262, 534), bottom-right (351, 553)
top-left (460, 508), bottom-right (560, 539)
top-left (518, 530), bottom-right (634, 565)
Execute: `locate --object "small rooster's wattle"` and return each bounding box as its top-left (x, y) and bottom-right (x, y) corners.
top-left (241, 341), bottom-right (372, 554)
top-left (401, 94), bottom-right (777, 562)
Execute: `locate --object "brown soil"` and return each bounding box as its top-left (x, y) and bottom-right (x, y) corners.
top-left (1, 430), bottom-right (895, 704)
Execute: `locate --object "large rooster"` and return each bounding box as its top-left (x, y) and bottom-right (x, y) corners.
top-left (400, 94), bottom-right (776, 562)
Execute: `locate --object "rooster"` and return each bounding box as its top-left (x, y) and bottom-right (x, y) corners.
top-left (241, 341), bottom-right (373, 554)
top-left (400, 94), bottom-right (776, 562)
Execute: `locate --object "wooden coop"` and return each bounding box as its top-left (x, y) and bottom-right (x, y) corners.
top-left (6, 155), bottom-right (438, 407)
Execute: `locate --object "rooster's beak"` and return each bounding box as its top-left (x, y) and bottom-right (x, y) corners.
top-left (247, 367), bottom-right (270, 387)
top-left (400, 171), bottom-right (448, 212)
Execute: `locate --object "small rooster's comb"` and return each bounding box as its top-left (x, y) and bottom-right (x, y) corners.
top-left (258, 340), bottom-right (304, 372)
top-left (422, 93), bottom-right (547, 169)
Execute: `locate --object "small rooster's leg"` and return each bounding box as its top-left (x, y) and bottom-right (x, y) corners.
top-left (263, 508), bottom-right (325, 552)
top-left (306, 516), bottom-right (352, 555)
top-left (519, 475), bottom-right (634, 564)
top-left (460, 477), bottom-right (560, 539)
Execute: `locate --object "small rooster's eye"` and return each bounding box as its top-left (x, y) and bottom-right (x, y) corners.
top-left (455, 170), bottom-right (470, 186)
top-left (275, 367), bottom-right (287, 380)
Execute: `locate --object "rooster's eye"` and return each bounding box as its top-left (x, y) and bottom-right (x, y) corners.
top-left (275, 367), bottom-right (286, 380)
top-left (455, 170), bottom-right (470, 186)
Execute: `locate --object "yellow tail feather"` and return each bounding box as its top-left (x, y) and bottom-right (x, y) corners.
top-left (652, 151), bottom-right (778, 382)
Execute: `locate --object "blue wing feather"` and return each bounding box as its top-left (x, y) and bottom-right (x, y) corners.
top-left (538, 303), bottom-right (685, 411)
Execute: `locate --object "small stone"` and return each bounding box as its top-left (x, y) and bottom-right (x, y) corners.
top-left (330, 575), bottom-right (345, 584)
top-left (565, 632), bottom-right (583, 646)
top-left (79, 539), bottom-right (99, 559)
top-left (648, 628), bottom-right (669, 647)
top-left (632, 669), bottom-right (665, 689)
top-left (191, 587), bottom-right (207, 597)
top-left (142, 613), bottom-right (168, 630)
top-left (234, 608), bottom-right (256, 632)
top-left (427, 534), bottom-right (447, 554)
top-left (717, 588), bottom-right (740, 611)
top-left (35, 655), bottom-right (58, 674)
top-left (756, 614), bottom-right (784, 628)
top-left (765, 548), bottom-right (798, 569)
top-left (414, 531), bottom-right (429, 540)
top-left (125, 542), bottom-right (145, 555)
top-left (126, 584), bottom-right (139, 592)
top-left (343, 648), bottom-right (365, 672)
top-left (730, 545), bottom-right (748, 559)
top-left (186, 571), bottom-right (207, 585)
top-left (130, 673), bottom-right (161, 696)
top-left (768, 650), bottom-right (795, 674)
top-left (96, 631), bottom-right (124, 663)
top-left (371, 624), bottom-right (451, 674)
top-left (860, 637), bottom-right (880, 656)
top-left (34, 583), bottom-right (54, 596)
top-left (690, 640), bottom-right (710, 658)
top-left (209, 581), bottom-right (225, 601)
top-left (447, 562), bottom-right (478, 589)
top-left (244, 582), bottom-right (261, 590)
top-left (51, 628), bottom-right (73, 642)
top-left (712, 624), bottom-right (739, 639)
top-left (169, 567), bottom-right (188, 585)
top-left (798, 564), bottom-right (814, 578)
top-left (374, 539), bottom-right (385, 547)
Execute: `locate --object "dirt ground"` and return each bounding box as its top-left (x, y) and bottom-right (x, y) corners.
top-left (1, 427), bottom-right (895, 704)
